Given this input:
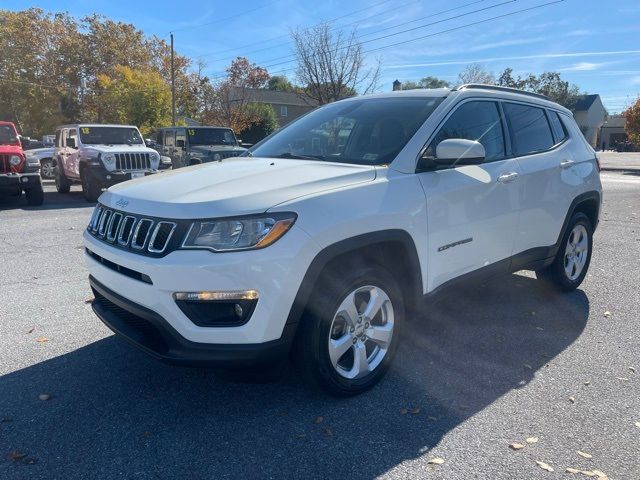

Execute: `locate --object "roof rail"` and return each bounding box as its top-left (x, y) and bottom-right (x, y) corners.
top-left (453, 84), bottom-right (550, 101)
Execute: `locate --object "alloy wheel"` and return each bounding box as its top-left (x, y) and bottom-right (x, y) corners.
top-left (564, 224), bottom-right (588, 281)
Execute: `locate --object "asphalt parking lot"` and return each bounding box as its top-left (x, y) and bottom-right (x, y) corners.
top-left (1, 172), bottom-right (639, 480)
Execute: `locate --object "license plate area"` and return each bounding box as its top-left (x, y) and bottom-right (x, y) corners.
top-left (131, 172), bottom-right (145, 179)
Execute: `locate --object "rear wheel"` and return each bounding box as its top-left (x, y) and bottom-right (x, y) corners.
top-left (536, 212), bottom-right (592, 291)
top-left (25, 181), bottom-right (44, 206)
top-left (295, 264), bottom-right (403, 396)
top-left (41, 158), bottom-right (56, 179)
top-left (81, 169), bottom-right (101, 202)
top-left (55, 164), bottom-right (71, 193)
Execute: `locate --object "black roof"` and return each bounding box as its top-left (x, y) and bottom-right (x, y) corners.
top-left (567, 94), bottom-right (600, 111)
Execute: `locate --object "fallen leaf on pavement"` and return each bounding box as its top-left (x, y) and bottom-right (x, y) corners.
top-left (399, 408), bottom-right (408, 415)
top-left (509, 443), bottom-right (525, 450)
top-left (635, 421), bottom-right (640, 429)
top-left (569, 396), bottom-right (576, 403)
top-left (7, 451), bottom-right (26, 461)
top-left (566, 467), bottom-right (581, 474)
top-left (629, 367), bottom-right (636, 374)
top-left (577, 450), bottom-right (593, 459)
top-left (35, 337), bottom-right (48, 343)
top-left (535, 461), bottom-right (554, 472)
top-left (580, 472), bottom-right (598, 477)
top-left (584, 381), bottom-right (590, 386)
top-left (314, 416), bottom-right (323, 424)
top-left (410, 407), bottom-right (421, 415)
top-left (84, 298), bottom-right (94, 304)
top-left (523, 364), bottom-right (533, 369)
top-left (427, 416), bottom-right (437, 421)
top-left (603, 311), bottom-right (611, 318)
top-left (616, 377), bottom-right (629, 381)
top-left (38, 394), bottom-right (50, 401)
top-left (26, 327), bottom-right (34, 334)
top-left (22, 457), bottom-right (37, 465)
top-left (295, 433), bottom-right (306, 439)
top-left (323, 428), bottom-right (333, 437)
top-left (592, 469), bottom-right (608, 479)
top-left (526, 437), bottom-right (539, 444)
top-left (427, 457), bottom-right (444, 465)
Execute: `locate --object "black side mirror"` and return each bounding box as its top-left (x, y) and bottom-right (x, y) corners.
top-left (176, 139), bottom-right (185, 148)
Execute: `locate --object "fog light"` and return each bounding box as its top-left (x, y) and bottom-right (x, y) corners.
top-left (234, 303), bottom-right (243, 317)
top-left (21, 177), bottom-right (29, 183)
top-left (174, 290), bottom-right (259, 301)
top-left (106, 175), bottom-right (112, 180)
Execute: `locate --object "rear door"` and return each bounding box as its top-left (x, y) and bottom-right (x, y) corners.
top-left (503, 102), bottom-right (573, 256)
top-left (416, 99), bottom-right (522, 291)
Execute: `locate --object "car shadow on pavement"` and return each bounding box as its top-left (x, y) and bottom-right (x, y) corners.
top-left (0, 273), bottom-right (589, 479)
top-left (0, 190), bottom-right (94, 211)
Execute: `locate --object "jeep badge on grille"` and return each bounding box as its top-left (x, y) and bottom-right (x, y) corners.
top-left (115, 198), bottom-right (129, 208)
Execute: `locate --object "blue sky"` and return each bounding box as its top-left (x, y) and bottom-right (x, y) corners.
top-left (8, 0), bottom-right (640, 112)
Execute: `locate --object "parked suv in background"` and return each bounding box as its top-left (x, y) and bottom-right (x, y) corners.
top-left (150, 126), bottom-right (246, 168)
top-left (84, 85), bottom-right (601, 396)
top-left (0, 121), bottom-right (44, 205)
top-left (55, 124), bottom-right (161, 202)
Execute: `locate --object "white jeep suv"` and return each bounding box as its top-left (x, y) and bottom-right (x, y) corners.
top-left (84, 85), bottom-right (602, 396)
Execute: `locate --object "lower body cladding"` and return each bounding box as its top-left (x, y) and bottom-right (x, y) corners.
top-left (85, 163), bottom-right (156, 189)
top-left (0, 172), bottom-right (41, 194)
top-left (83, 226), bottom-right (314, 366)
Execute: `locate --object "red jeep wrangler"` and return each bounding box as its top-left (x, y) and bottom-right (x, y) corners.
top-left (0, 121), bottom-right (44, 206)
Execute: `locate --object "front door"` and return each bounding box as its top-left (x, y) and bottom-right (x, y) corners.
top-left (416, 99), bottom-right (522, 291)
top-left (67, 128), bottom-right (80, 177)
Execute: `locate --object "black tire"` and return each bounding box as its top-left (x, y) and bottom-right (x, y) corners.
top-left (294, 263), bottom-right (403, 397)
top-left (25, 183), bottom-right (44, 206)
top-left (188, 158), bottom-right (201, 166)
top-left (41, 158), bottom-right (56, 179)
top-left (81, 169), bottom-right (101, 202)
top-left (536, 212), bottom-right (593, 291)
top-left (55, 164), bottom-right (71, 194)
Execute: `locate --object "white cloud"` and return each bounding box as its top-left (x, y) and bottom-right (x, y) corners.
top-left (560, 62), bottom-right (600, 71)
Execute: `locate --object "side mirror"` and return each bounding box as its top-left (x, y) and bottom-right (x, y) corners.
top-left (67, 137), bottom-right (76, 149)
top-left (434, 139), bottom-right (485, 166)
top-left (176, 139), bottom-right (185, 148)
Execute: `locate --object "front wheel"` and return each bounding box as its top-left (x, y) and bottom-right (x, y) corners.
top-left (55, 165), bottom-right (71, 194)
top-left (536, 212), bottom-right (593, 291)
top-left (25, 183), bottom-right (44, 206)
top-left (81, 169), bottom-right (101, 202)
top-left (295, 264), bottom-right (403, 396)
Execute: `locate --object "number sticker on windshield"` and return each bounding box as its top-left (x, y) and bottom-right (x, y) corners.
top-left (81, 127), bottom-right (90, 134)
top-left (188, 129), bottom-right (196, 136)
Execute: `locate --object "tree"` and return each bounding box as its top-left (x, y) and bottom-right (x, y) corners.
top-left (401, 76), bottom-right (450, 90)
top-left (457, 64), bottom-right (495, 85)
top-left (496, 69), bottom-right (583, 108)
top-left (624, 98), bottom-right (640, 146)
top-left (292, 22), bottom-right (380, 105)
top-left (239, 103), bottom-right (279, 144)
top-left (95, 65), bottom-right (171, 134)
top-left (204, 57), bottom-right (271, 133)
top-left (268, 75), bottom-right (296, 92)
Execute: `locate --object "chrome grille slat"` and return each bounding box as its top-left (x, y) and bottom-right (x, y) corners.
top-left (117, 216), bottom-right (137, 246)
top-left (97, 210), bottom-right (112, 237)
top-left (148, 222), bottom-right (177, 254)
top-left (131, 219), bottom-right (154, 250)
top-left (113, 152), bottom-right (150, 171)
top-left (106, 212), bottom-right (123, 242)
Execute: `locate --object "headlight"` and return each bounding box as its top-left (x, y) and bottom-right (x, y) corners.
top-left (213, 153), bottom-right (221, 161)
top-left (182, 213), bottom-right (296, 252)
top-left (10, 155), bottom-right (22, 165)
top-left (102, 153), bottom-right (116, 167)
top-left (150, 151), bottom-right (160, 162)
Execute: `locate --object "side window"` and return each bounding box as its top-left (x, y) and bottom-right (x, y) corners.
top-left (175, 129), bottom-right (186, 147)
top-left (548, 111), bottom-right (568, 144)
top-left (154, 130), bottom-right (163, 145)
top-left (68, 128), bottom-right (78, 148)
top-left (164, 130), bottom-right (175, 147)
top-left (427, 101), bottom-right (505, 162)
top-left (61, 129), bottom-right (69, 147)
top-left (503, 103), bottom-right (554, 155)
top-left (55, 130), bottom-right (62, 147)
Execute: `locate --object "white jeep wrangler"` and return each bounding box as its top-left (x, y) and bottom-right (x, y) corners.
top-left (84, 85), bottom-right (602, 396)
top-left (55, 124), bottom-right (161, 202)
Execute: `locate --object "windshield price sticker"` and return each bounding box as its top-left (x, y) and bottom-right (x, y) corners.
top-left (81, 127), bottom-right (90, 134)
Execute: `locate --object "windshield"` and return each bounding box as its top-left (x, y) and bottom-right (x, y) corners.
top-left (0, 125), bottom-right (19, 145)
top-left (79, 127), bottom-right (144, 145)
top-left (248, 96), bottom-right (445, 165)
top-left (188, 128), bottom-right (237, 146)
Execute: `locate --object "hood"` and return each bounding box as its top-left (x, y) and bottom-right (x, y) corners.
top-left (81, 144), bottom-right (155, 154)
top-left (0, 144), bottom-right (23, 155)
top-left (100, 157), bottom-right (376, 218)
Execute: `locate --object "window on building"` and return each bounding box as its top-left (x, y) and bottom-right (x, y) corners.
top-left (280, 106), bottom-right (288, 117)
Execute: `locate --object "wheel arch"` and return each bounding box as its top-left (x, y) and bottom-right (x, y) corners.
top-left (285, 229), bottom-right (423, 329)
top-left (553, 190), bottom-right (601, 256)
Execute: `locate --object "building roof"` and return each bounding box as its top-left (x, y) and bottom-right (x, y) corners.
top-left (567, 94), bottom-right (600, 111)
top-left (234, 87), bottom-right (319, 107)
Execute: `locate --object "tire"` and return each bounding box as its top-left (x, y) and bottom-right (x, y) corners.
top-left (81, 169), bottom-right (101, 202)
top-left (55, 164), bottom-right (71, 194)
top-left (295, 263), bottom-right (403, 397)
top-left (536, 212), bottom-right (593, 291)
top-left (25, 182), bottom-right (44, 206)
top-left (41, 158), bottom-right (56, 179)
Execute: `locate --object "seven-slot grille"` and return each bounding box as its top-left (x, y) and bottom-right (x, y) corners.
top-left (115, 152), bottom-right (151, 171)
top-left (88, 205), bottom-right (178, 256)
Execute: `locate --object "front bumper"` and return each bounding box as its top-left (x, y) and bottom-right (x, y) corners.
top-left (0, 172), bottom-right (41, 192)
top-left (86, 164), bottom-right (158, 187)
top-left (84, 223), bottom-right (316, 355)
top-left (90, 276), bottom-right (296, 366)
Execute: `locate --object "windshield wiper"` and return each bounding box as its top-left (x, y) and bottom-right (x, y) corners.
top-left (275, 152), bottom-right (325, 161)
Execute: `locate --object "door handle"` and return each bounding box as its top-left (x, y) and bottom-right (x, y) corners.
top-left (560, 159), bottom-right (575, 169)
top-left (497, 172), bottom-right (518, 183)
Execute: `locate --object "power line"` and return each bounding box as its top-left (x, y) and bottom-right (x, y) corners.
top-left (220, 0), bottom-right (564, 82)
top-left (207, 0), bottom-right (520, 78)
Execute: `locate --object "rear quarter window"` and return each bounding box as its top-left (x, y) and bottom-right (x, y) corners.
top-left (503, 103), bottom-right (554, 155)
top-left (548, 111), bottom-right (568, 143)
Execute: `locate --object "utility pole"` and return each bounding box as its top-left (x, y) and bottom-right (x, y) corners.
top-left (170, 32), bottom-right (176, 126)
